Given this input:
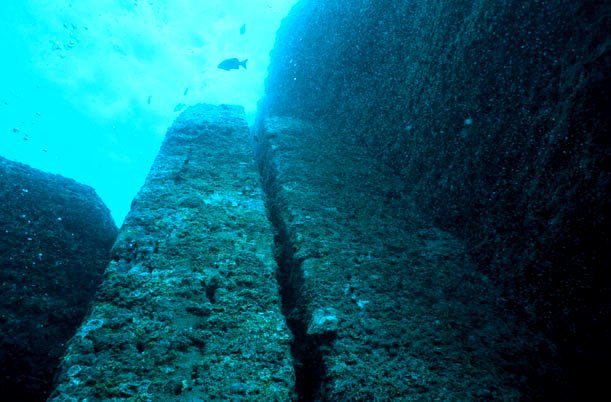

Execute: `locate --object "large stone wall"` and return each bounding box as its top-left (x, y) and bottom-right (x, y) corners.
top-left (255, 116), bottom-right (541, 400)
top-left (49, 105), bottom-right (295, 401)
top-left (0, 156), bottom-right (117, 401)
top-left (262, 0), bottom-right (610, 398)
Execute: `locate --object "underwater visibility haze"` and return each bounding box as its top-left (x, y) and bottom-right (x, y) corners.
top-left (1, 0), bottom-right (609, 401)
top-left (0, 0), bottom-right (297, 224)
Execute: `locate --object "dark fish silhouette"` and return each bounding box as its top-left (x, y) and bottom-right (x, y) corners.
top-left (240, 24), bottom-right (246, 35)
top-left (218, 58), bottom-right (248, 71)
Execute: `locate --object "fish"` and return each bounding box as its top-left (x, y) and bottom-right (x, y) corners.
top-left (217, 58), bottom-right (248, 71)
top-left (240, 24), bottom-right (246, 35)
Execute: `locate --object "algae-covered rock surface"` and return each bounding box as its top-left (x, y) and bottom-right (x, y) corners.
top-left (0, 156), bottom-right (117, 401)
top-left (48, 104), bottom-right (295, 401)
top-left (262, 0), bottom-right (610, 398)
top-left (255, 116), bottom-right (541, 400)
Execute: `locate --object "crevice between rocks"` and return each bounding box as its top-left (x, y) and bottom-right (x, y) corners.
top-left (254, 131), bottom-right (326, 401)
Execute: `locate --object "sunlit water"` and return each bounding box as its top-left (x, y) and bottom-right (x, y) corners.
top-left (0, 0), bottom-right (298, 224)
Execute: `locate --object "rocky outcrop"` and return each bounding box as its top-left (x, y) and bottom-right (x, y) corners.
top-left (260, 0), bottom-right (610, 399)
top-left (255, 116), bottom-right (540, 400)
top-left (48, 104), bottom-right (295, 401)
top-left (0, 156), bottom-right (117, 402)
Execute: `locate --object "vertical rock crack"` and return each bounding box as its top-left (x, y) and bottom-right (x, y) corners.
top-left (255, 133), bottom-right (326, 401)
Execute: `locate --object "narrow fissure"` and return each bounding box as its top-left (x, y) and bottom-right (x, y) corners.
top-left (254, 134), bottom-right (326, 401)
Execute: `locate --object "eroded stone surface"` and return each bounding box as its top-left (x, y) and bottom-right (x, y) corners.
top-left (261, 1), bottom-right (610, 398)
top-left (0, 156), bottom-right (117, 402)
top-left (49, 104), bottom-right (295, 402)
top-left (256, 117), bottom-right (538, 401)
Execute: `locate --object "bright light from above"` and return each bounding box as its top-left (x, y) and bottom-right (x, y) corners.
top-left (0, 0), bottom-right (298, 224)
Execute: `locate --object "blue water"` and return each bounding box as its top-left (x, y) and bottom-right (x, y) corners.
top-left (0, 0), bottom-right (297, 224)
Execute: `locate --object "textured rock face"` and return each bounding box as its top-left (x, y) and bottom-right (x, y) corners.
top-left (261, 0), bottom-right (610, 399)
top-left (0, 156), bottom-right (117, 402)
top-left (48, 104), bottom-right (295, 401)
top-left (256, 116), bottom-right (540, 400)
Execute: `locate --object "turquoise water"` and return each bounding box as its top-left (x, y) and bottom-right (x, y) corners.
top-left (0, 0), bottom-right (297, 224)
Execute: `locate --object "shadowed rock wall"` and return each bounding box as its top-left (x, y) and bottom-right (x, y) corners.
top-left (255, 116), bottom-right (540, 400)
top-left (262, 0), bottom-right (610, 399)
top-left (0, 156), bottom-right (117, 401)
top-left (48, 104), bottom-right (295, 401)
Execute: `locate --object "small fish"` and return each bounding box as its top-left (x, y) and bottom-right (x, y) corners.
top-left (147, 95), bottom-right (152, 105)
top-left (240, 24), bottom-right (246, 35)
top-left (183, 88), bottom-right (189, 96)
top-left (218, 58), bottom-right (248, 71)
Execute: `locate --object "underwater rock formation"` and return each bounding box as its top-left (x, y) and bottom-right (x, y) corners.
top-left (48, 104), bottom-right (295, 401)
top-left (261, 0), bottom-right (610, 399)
top-left (255, 116), bottom-right (541, 400)
top-left (0, 156), bottom-right (117, 402)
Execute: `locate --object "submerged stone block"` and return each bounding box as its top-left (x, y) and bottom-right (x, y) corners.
top-left (255, 116), bottom-right (540, 401)
top-left (48, 104), bottom-right (295, 401)
top-left (0, 156), bottom-right (117, 402)
top-left (263, 0), bottom-right (610, 398)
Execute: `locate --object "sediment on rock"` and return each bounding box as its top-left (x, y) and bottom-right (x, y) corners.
top-left (263, 1), bottom-right (610, 398)
top-left (255, 120), bottom-right (326, 401)
top-left (48, 104), bottom-right (295, 402)
top-left (0, 156), bottom-right (117, 402)
top-left (253, 115), bottom-right (540, 401)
